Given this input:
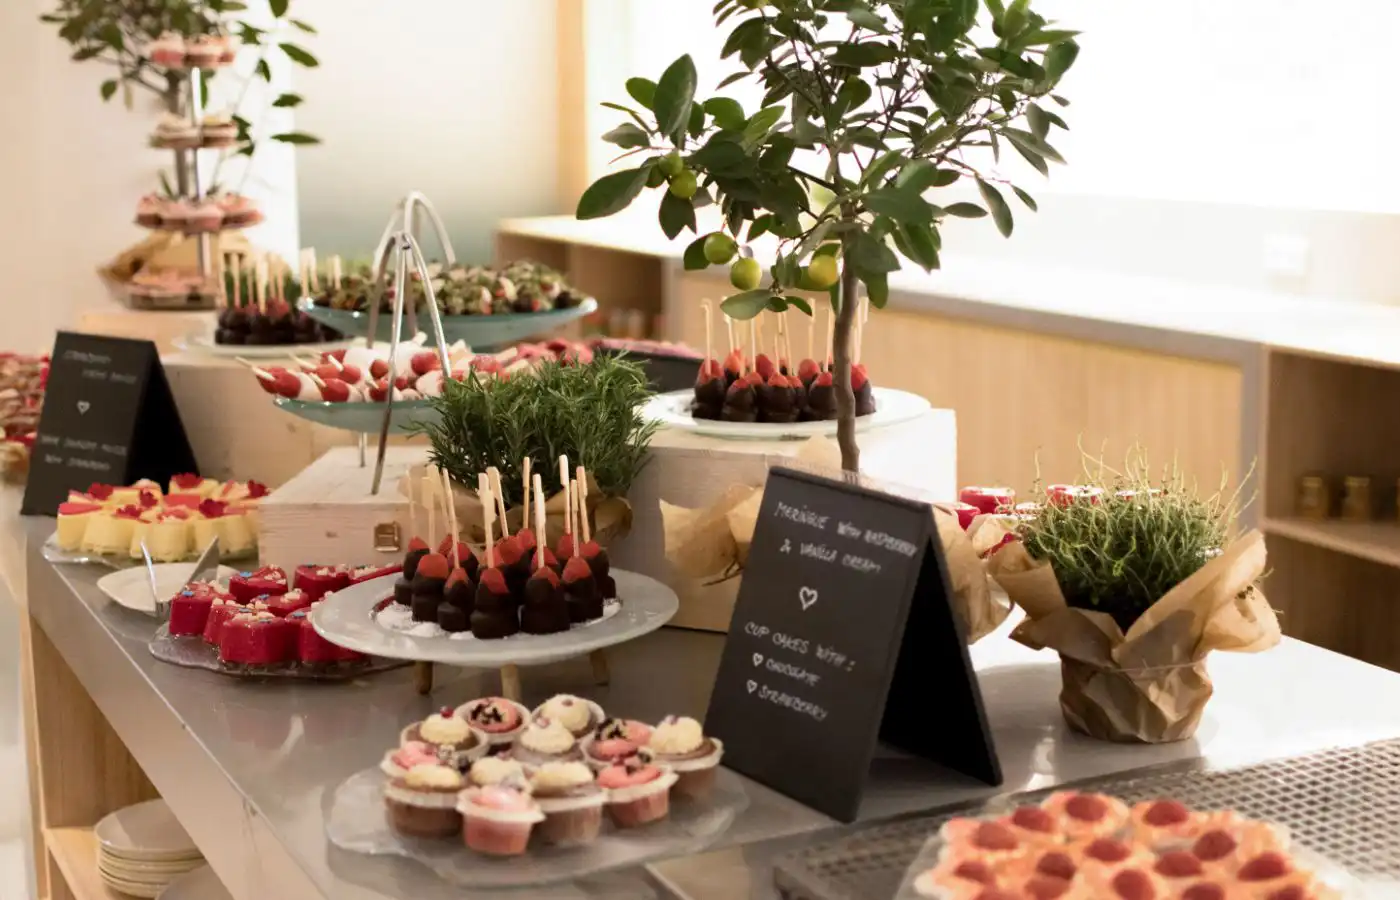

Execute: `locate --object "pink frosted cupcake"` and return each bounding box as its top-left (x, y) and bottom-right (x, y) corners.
top-left (380, 741), bottom-right (441, 779)
top-left (530, 762), bottom-right (606, 846)
top-left (598, 752), bottom-right (677, 828)
top-left (646, 715), bottom-right (724, 800)
top-left (456, 697), bottom-right (529, 748)
top-left (458, 785), bottom-right (543, 856)
top-left (384, 764), bottom-right (464, 839)
top-left (582, 717), bottom-right (653, 769)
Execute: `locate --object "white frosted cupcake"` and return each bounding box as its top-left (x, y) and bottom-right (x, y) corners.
top-left (647, 715), bottom-right (724, 800)
top-left (510, 716), bottom-right (584, 768)
top-left (467, 756), bottom-right (528, 789)
top-left (530, 762), bottom-right (606, 846)
top-left (400, 706), bottom-right (487, 770)
top-left (384, 764), bottom-right (463, 839)
top-left (532, 694), bottom-right (606, 738)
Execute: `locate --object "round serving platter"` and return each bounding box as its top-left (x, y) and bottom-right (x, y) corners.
top-left (271, 396), bottom-right (439, 434)
top-left (172, 333), bottom-right (354, 359)
top-left (326, 765), bottom-right (747, 889)
top-left (97, 563), bottom-right (239, 616)
top-left (310, 569), bottom-right (678, 668)
top-left (299, 297), bottom-right (598, 349)
top-left (148, 624), bottom-right (409, 681)
top-left (640, 386), bottom-right (930, 440)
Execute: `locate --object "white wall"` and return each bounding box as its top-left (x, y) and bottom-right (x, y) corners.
top-left (0, 1), bottom-right (299, 355)
top-left (292, 0), bottom-right (560, 265)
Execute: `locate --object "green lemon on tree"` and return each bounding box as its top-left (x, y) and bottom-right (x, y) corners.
top-left (730, 258), bottom-right (763, 291)
top-left (668, 169), bottom-right (698, 200)
top-left (702, 233), bottom-right (737, 265)
top-left (804, 255), bottom-right (839, 290)
top-left (658, 151), bottom-right (684, 178)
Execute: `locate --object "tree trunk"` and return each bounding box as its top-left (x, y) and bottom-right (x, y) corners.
top-left (833, 247), bottom-right (860, 473)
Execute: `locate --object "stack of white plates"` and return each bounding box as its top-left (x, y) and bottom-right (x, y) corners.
top-left (95, 800), bottom-right (205, 899)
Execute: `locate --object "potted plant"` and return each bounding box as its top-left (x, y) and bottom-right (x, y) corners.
top-left (576, 0), bottom-right (1079, 471)
top-left (983, 455), bottom-right (1281, 743)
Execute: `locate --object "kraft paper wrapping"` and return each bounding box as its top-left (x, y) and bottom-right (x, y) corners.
top-left (401, 465), bottom-right (633, 549)
top-left (987, 529), bottom-right (1281, 743)
top-left (660, 437), bottom-right (1006, 643)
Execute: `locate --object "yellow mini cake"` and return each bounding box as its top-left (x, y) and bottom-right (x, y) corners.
top-left (55, 502), bottom-right (102, 550)
top-left (168, 474), bottom-right (219, 498)
top-left (82, 510), bottom-right (141, 555)
top-left (127, 508), bottom-right (163, 558)
top-left (145, 513), bottom-right (193, 562)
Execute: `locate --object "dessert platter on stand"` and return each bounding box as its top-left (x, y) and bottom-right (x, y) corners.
top-left (641, 300), bottom-right (929, 440)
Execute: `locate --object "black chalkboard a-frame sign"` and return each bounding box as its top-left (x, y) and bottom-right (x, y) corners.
top-left (704, 466), bottom-right (1001, 823)
top-left (21, 332), bottom-right (197, 517)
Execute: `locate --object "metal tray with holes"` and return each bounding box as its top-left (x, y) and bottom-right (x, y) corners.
top-left (773, 738), bottom-right (1400, 900)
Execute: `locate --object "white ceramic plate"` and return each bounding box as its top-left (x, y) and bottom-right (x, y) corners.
top-left (310, 569), bottom-right (678, 667)
top-left (640, 386), bottom-right (930, 440)
top-left (100, 855), bottom-right (204, 876)
top-left (100, 874), bottom-right (165, 899)
top-left (97, 564), bottom-right (238, 616)
top-left (95, 800), bottom-right (199, 861)
top-left (172, 333), bottom-right (353, 358)
top-left (157, 866), bottom-right (231, 900)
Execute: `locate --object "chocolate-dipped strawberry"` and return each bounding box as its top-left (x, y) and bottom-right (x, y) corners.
top-left (532, 546), bottom-right (561, 576)
top-left (562, 556), bottom-right (603, 623)
top-left (521, 567), bottom-right (570, 634)
top-left (722, 348), bottom-right (745, 388)
top-left (805, 370), bottom-right (838, 420)
top-left (758, 372), bottom-right (800, 424)
top-left (754, 349), bottom-right (777, 382)
top-left (797, 357), bottom-right (821, 389)
top-left (721, 374), bottom-right (759, 422)
top-left (443, 565), bottom-right (474, 614)
top-left (572, 467), bottom-right (615, 600)
top-left (853, 363), bottom-right (876, 416)
top-left (403, 536), bottom-right (431, 580)
top-left (692, 359), bottom-right (725, 420)
top-left (410, 552), bottom-right (449, 622)
top-left (471, 567), bottom-right (519, 638)
top-left (439, 539), bottom-right (480, 583)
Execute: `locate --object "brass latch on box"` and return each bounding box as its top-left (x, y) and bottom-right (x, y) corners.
top-left (374, 521), bottom-right (402, 552)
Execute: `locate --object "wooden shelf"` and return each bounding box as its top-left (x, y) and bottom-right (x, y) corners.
top-left (1263, 516), bottom-right (1400, 569)
top-left (44, 827), bottom-right (140, 900)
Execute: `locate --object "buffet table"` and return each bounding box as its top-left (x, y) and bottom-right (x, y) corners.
top-left (11, 489), bottom-right (1400, 900)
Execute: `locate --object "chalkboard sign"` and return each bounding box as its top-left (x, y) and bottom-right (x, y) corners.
top-left (22, 332), bottom-right (197, 516)
top-left (704, 466), bottom-right (1000, 822)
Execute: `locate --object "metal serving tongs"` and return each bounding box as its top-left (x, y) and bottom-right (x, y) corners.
top-left (369, 230), bottom-right (454, 496)
top-left (365, 191), bottom-right (457, 349)
top-left (142, 538), bottom-right (220, 621)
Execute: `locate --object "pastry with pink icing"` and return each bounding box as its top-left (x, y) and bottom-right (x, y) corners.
top-left (457, 785), bottom-right (543, 856)
top-left (384, 764), bottom-right (464, 838)
top-left (582, 717), bottom-right (653, 769)
top-left (457, 697), bottom-right (528, 746)
top-left (400, 707), bottom-right (486, 771)
top-left (532, 693), bottom-right (605, 738)
top-left (380, 741), bottom-right (442, 779)
top-left (144, 32), bottom-right (186, 68)
top-left (530, 761), bottom-right (606, 846)
top-left (646, 715), bottom-right (724, 800)
top-left (597, 751), bottom-right (677, 828)
top-left (510, 716), bottom-right (583, 768)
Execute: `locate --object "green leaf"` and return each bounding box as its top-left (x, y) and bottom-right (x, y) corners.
top-left (1005, 129), bottom-right (1065, 164)
top-left (832, 42), bottom-right (896, 67)
top-left (1009, 138), bottom-right (1048, 176)
top-left (894, 160), bottom-right (954, 194)
top-left (834, 78), bottom-right (873, 117)
top-left (850, 231), bottom-right (900, 276)
top-left (683, 235), bottom-right (711, 271)
top-left (704, 97), bottom-right (746, 130)
top-left (717, 71), bottom-right (748, 89)
top-left (653, 55), bottom-right (698, 140)
top-left (1045, 40), bottom-right (1080, 81)
top-left (1019, 28), bottom-right (1080, 47)
top-left (271, 93), bottom-right (303, 108)
top-left (785, 297), bottom-right (814, 316)
top-left (1027, 104), bottom-right (1050, 140)
top-left (269, 0), bottom-right (288, 16)
top-left (721, 290), bottom-right (772, 320)
top-left (625, 77), bottom-right (656, 110)
top-left (977, 181), bottom-right (1014, 237)
top-left (862, 150), bottom-right (906, 189)
top-left (896, 223), bottom-right (940, 271)
top-left (602, 123), bottom-right (651, 149)
top-left (255, 59), bottom-right (272, 80)
top-left (865, 187), bottom-right (934, 224)
top-left (71, 47), bottom-right (103, 62)
top-left (576, 167), bottom-right (649, 220)
top-left (690, 138), bottom-right (747, 173)
top-left (945, 203), bottom-right (987, 218)
top-left (688, 103), bottom-right (707, 138)
top-left (1012, 186), bottom-right (1039, 211)
top-left (747, 216), bottom-right (773, 241)
top-left (601, 101), bottom-right (651, 132)
top-left (863, 273), bottom-right (889, 308)
top-left (741, 106), bottom-right (784, 148)
top-left (658, 192), bottom-right (697, 239)
top-left (98, 23), bottom-right (123, 50)
top-left (846, 5), bottom-right (889, 33)
top-left (291, 19), bottom-right (318, 33)
top-left (279, 43), bottom-right (319, 67)
top-left (270, 132), bottom-right (321, 145)
top-left (99, 79), bottom-right (118, 101)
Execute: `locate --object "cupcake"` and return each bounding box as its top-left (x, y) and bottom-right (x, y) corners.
top-left (380, 740), bottom-right (442, 779)
top-left (582, 718), bottom-right (653, 769)
top-left (400, 707), bottom-right (486, 770)
top-left (457, 697), bottom-right (528, 748)
top-left (530, 762), bottom-right (606, 846)
top-left (384, 764), bottom-right (464, 839)
top-left (510, 716), bottom-right (583, 768)
top-left (597, 752), bottom-right (677, 828)
top-left (646, 715), bottom-right (724, 799)
top-left (458, 785), bottom-right (544, 856)
top-left (532, 694), bottom-right (605, 739)
top-left (467, 756), bottom-right (528, 789)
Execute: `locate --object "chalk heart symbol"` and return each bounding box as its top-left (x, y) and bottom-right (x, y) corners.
top-left (799, 586), bottom-right (819, 611)
top-left (752, 653), bottom-right (763, 667)
top-left (746, 680), bottom-right (757, 694)
top-left (76, 401), bottom-right (90, 415)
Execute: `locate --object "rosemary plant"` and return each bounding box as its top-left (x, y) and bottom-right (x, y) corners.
top-left (1017, 454), bottom-right (1249, 630)
top-left (415, 356), bottom-right (659, 505)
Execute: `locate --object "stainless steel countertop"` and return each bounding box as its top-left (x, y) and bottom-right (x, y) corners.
top-left (20, 512), bottom-right (1400, 900)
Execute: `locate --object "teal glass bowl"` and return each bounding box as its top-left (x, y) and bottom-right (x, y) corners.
top-left (272, 397), bottom-right (440, 434)
top-left (298, 298), bottom-right (598, 349)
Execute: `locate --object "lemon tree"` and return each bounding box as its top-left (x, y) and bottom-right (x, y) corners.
top-left (576, 0), bottom-right (1078, 470)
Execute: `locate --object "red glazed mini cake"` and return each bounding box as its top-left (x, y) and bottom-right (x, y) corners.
top-left (294, 565), bottom-right (351, 602)
top-left (229, 566), bottom-right (289, 603)
top-left (582, 718), bottom-right (654, 769)
top-left (509, 716), bottom-right (583, 768)
top-left (289, 608), bottom-right (364, 666)
top-left (645, 715), bottom-right (724, 800)
top-left (532, 694), bottom-right (605, 739)
top-left (167, 582), bottom-right (230, 636)
top-left (218, 611), bottom-right (295, 666)
top-left (202, 597), bottom-right (251, 645)
top-left (458, 785), bottom-right (544, 856)
top-left (264, 588), bottom-right (312, 618)
top-left (529, 761), bottom-right (606, 846)
top-left (385, 764), bottom-right (466, 839)
top-left (597, 752), bottom-right (677, 828)
top-left (457, 697), bottom-right (528, 747)
top-left (401, 707), bottom-right (486, 771)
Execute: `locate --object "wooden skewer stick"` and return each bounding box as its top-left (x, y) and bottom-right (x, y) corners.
top-left (231, 254), bottom-right (242, 310)
top-left (255, 255), bottom-right (267, 311)
top-left (488, 467), bottom-right (510, 538)
top-left (326, 354), bottom-right (345, 372)
top-left (478, 473), bottom-right (495, 565)
top-left (297, 249), bottom-right (308, 296)
top-left (748, 318), bottom-right (757, 374)
top-left (308, 247), bottom-right (320, 293)
top-left (575, 465), bottom-right (592, 544)
top-left (216, 253), bottom-right (228, 309)
top-left (406, 470), bottom-right (417, 539)
top-left (825, 304), bottom-right (835, 372)
top-left (725, 315), bottom-right (735, 357)
top-left (332, 254), bottom-right (343, 290)
top-left (522, 458), bottom-right (532, 533)
top-left (807, 308), bottom-right (816, 362)
top-left (232, 356), bottom-right (273, 380)
top-left (701, 299), bottom-right (713, 362)
top-left (425, 471), bottom-right (437, 542)
top-left (307, 372), bottom-right (326, 389)
top-left (440, 468), bottom-right (460, 568)
top-left (559, 455), bottom-right (572, 541)
top-left (533, 474), bottom-right (546, 569)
